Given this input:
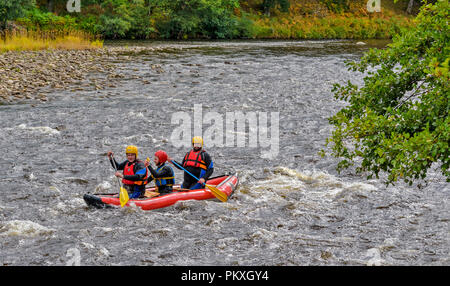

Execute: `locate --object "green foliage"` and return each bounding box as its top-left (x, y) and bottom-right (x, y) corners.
top-left (154, 0), bottom-right (242, 39)
top-left (29, 0), bottom-right (246, 39)
top-left (17, 7), bottom-right (78, 31)
top-left (0, 0), bottom-right (35, 30)
top-left (97, 15), bottom-right (130, 39)
top-left (127, 1), bottom-right (156, 39)
top-left (325, 0), bottom-right (449, 185)
top-left (8, 1), bottom-right (418, 40)
top-left (93, 0), bottom-right (154, 39)
top-left (235, 14), bottom-right (258, 39)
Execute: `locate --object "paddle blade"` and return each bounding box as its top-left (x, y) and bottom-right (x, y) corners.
top-left (119, 187), bottom-right (129, 207)
top-left (205, 184), bottom-right (228, 202)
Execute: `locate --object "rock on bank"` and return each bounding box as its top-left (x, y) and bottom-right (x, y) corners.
top-left (0, 47), bottom-right (158, 104)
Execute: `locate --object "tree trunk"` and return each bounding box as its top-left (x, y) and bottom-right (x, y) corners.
top-left (263, 0), bottom-right (273, 16)
top-left (145, 0), bottom-right (151, 16)
top-left (47, 0), bottom-right (54, 12)
top-left (406, 0), bottom-right (415, 14)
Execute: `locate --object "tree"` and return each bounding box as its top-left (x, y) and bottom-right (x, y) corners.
top-left (0, 0), bottom-right (35, 30)
top-left (154, 0), bottom-right (240, 39)
top-left (324, 0), bottom-right (449, 185)
top-left (262, 0), bottom-right (290, 16)
top-left (47, 0), bottom-right (55, 12)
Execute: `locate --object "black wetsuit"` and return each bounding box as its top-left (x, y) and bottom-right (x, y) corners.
top-left (172, 149), bottom-right (214, 189)
top-left (109, 158), bottom-right (147, 198)
top-left (146, 163), bottom-right (175, 195)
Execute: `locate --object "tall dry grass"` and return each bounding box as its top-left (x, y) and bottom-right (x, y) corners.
top-left (0, 29), bottom-right (103, 53)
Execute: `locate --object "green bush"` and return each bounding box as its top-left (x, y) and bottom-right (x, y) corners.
top-left (200, 1), bottom-right (240, 39)
top-left (253, 24), bottom-right (273, 38)
top-left (96, 15), bottom-right (130, 39)
top-left (76, 15), bottom-right (101, 35)
top-left (235, 15), bottom-right (257, 39)
top-left (155, 0), bottom-right (242, 39)
top-left (0, 0), bottom-right (35, 30)
top-left (16, 7), bottom-right (78, 31)
top-left (126, 3), bottom-right (155, 39)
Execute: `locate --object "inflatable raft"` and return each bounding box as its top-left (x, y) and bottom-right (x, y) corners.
top-left (83, 173), bottom-right (238, 211)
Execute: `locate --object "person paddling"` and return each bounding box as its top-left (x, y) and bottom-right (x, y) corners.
top-left (144, 150), bottom-right (175, 196)
top-left (168, 136), bottom-right (214, 190)
top-left (107, 145), bottom-right (148, 199)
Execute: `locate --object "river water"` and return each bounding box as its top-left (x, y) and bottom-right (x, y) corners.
top-left (0, 40), bottom-right (448, 266)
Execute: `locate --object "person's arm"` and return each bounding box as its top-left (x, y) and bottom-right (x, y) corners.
top-left (200, 152), bottom-right (214, 181)
top-left (203, 163), bottom-right (214, 180)
top-left (147, 165), bottom-right (172, 178)
top-left (107, 151), bottom-right (124, 170)
top-left (115, 160), bottom-right (128, 170)
top-left (146, 164), bottom-right (158, 178)
top-left (109, 158), bottom-right (118, 169)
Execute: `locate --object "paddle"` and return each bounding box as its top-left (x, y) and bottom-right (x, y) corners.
top-left (111, 155), bottom-right (129, 207)
top-left (170, 160), bottom-right (228, 202)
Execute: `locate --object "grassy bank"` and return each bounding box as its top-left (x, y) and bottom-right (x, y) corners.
top-left (246, 13), bottom-right (412, 39)
top-left (0, 29), bottom-right (103, 53)
top-left (243, 0), bottom-right (415, 39)
top-left (0, 0), bottom-right (417, 51)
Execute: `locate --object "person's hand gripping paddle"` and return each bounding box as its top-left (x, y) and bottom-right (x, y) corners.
top-left (170, 160), bottom-right (228, 202)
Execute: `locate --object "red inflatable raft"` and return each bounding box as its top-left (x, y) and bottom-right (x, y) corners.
top-left (83, 173), bottom-right (238, 211)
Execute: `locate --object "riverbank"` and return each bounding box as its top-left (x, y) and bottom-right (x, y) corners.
top-left (0, 49), bottom-right (105, 103)
top-left (0, 47), bottom-right (154, 104)
top-left (0, 44), bottom-right (189, 104)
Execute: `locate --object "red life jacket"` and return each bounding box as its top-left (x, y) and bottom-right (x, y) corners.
top-left (183, 150), bottom-right (207, 170)
top-left (122, 160), bottom-right (148, 186)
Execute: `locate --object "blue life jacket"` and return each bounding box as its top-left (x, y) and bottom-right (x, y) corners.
top-left (152, 164), bottom-right (175, 191)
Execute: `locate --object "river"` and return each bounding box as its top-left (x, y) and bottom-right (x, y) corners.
top-left (0, 40), bottom-right (448, 266)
